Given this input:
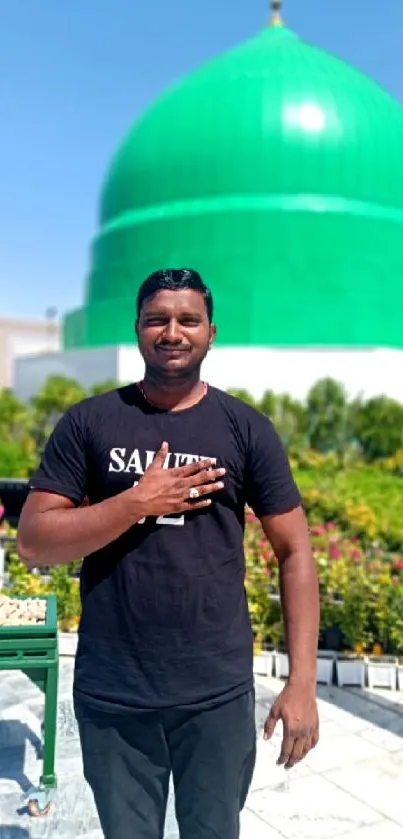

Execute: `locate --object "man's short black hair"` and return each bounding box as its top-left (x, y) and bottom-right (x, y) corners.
top-left (136, 269), bottom-right (213, 323)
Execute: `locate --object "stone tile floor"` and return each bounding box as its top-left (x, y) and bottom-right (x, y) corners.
top-left (1, 660), bottom-right (403, 838)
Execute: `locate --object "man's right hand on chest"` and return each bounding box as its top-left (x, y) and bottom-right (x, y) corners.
top-left (130, 442), bottom-right (226, 520)
top-left (17, 444), bottom-right (226, 568)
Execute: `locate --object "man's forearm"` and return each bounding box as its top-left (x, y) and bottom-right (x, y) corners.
top-left (17, 488), bottom-right (144, 568)
top-left (279, 551), bottom-right (320, 686)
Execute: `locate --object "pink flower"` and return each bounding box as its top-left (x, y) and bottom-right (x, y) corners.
top-left (329, 546), bottom-right (340, 560)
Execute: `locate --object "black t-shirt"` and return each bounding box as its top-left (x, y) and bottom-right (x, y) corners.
top-left (30, 385), bottom-right (301, 712)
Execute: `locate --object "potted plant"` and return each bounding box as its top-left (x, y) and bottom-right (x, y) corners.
top-left (367, 574), bottom-right (399, 689)
top-left (336, 650), bottom-right (366, 688)
top-left (335, 570), bottom-right (372, 687)
top-left (6, 550), bottom-right (35, 593)
top-left (252, 607), bottom-right (283, 677)
top-left (367, 650), bottom-right (398, 689)
top-left (50, 565), bottom-right (81, 632)
top-left (253, 634), bottom-right (271, 676)
top-left (245, 515), bottom-right (280, 678)
top-left (317, 592), bottom-right (345, 686)
top-left (316, 649), bottom-right (336, 685)
top-left (274, 642), bottom-right (289, 680)
top-left (385, 583), bottom-right (403, 689)
top-left (314, 529), bottom-right (352, 686)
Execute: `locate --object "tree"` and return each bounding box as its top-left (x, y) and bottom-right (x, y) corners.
top-left (0, 389), bottom-right (32, 442)
top-left (259, 391), bottom-right (307, 449)
top-left (0, 389), bottom-right (36, 477)
top-left (306, 378), bottom-right (348, 454)
top-left (31, 375), bottom-right (86, 454)
top-left (352, 396), bottom-right (403, 461)
top-left (258, 390), bottom-right (277, 419)
top-left (274, 394), bottom-right (307, 450)
top-left (89, 380), bottom-right (121, 396)
top-left (226, 388), bottom-right (257, 408)
top-left (0, 439), bottom-right (37, 478)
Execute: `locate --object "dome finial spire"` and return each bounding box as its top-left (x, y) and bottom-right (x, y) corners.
top-left (269, 0), bottom-right (284, 27)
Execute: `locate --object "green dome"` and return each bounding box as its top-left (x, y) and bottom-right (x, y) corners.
top-left (64, 22), bottom-right (403, 350)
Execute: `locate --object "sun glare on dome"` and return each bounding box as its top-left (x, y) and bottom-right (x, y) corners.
top-left (283, 102), bottom-right (326, 133)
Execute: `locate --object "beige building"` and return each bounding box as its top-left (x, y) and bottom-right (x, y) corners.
top-left (0, 317), bottom-right (60, 390)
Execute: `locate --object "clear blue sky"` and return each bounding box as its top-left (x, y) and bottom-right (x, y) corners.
top-left (1, 0), bottom-right (402, 321)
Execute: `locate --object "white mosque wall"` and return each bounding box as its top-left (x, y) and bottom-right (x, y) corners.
top-left (13, 345), bottom-right (403, 404)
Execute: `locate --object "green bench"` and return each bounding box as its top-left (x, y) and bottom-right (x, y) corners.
top-left (0, 594), bottom-right (58, 816)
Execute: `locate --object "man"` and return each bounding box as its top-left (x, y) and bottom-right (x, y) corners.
top-left (18, 268), bottom-right (319, 839)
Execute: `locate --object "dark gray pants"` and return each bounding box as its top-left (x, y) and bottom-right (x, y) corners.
top-left (74, 689), bottom-right (256, 839)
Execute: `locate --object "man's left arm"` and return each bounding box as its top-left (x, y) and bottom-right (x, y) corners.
top-left (244, 415), bottom-right (320, 769)
top-left (261, 505), bottom-right (319, 690)
top-left (260, 506), bottom-right (320, 768)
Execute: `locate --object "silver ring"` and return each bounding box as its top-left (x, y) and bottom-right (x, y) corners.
top-left (189, 487), bottom-right (200, 500)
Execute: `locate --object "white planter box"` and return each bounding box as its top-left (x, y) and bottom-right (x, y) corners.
top-left (274, 652), bottom-right (289, 679)
top-left (253, 653), bottom-right (268, 676)
top-left (274, 651), bottom-right (335, 684)
top-left (253, 651), bottom-right (274, 677)
top-left (58, 632), bottom-right (78, 657)
top-left (397, 667), bottom-right (403, 691)
top-left (367, 657), bottom-right (397, 690)
top-left (336, 656), bottom-right (365, 687)
top-left (316, 652), bottom-right (336, 685)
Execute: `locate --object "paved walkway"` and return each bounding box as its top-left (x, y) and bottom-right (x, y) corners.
top-left (1, 660), bottom-right (403, 838)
